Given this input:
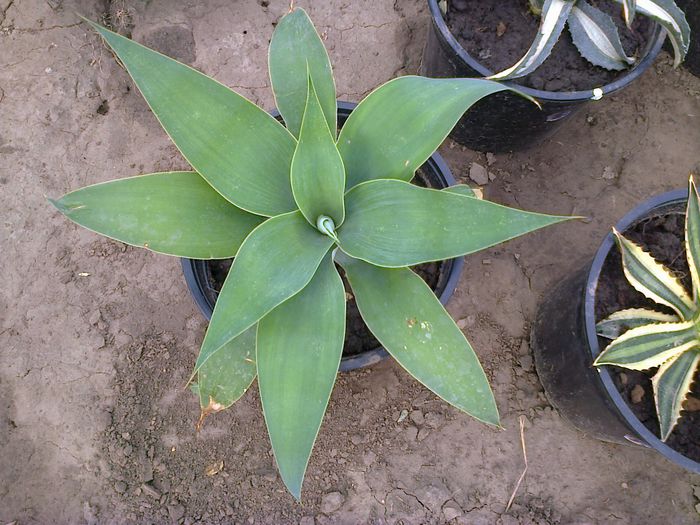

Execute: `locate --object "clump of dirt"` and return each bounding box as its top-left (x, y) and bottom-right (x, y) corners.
top-left (595, 206), bottom-right (700, 462)
top-left (446, 0), bottom-right (651, 91)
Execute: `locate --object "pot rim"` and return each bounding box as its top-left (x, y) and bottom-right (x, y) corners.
top-left (584, 187), bottom-right (700, 473)
top-left (426, 0), bottom-right (666, 102)
top-left (182, 100), bottom-right (465, 372)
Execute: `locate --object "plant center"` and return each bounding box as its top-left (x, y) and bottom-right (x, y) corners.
top-left (316, 215), bottom-right (339, 242)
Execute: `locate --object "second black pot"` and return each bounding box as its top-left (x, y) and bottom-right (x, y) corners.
top-left (531, 189), bottom-right (700, 474)
top-left (182, 101), bottom-right (465, 373)
top-left (421, 0), bottom-right (666, 152)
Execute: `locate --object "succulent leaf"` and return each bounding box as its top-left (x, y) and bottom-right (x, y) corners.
top-left (685, 177), bottom-right (700, 302)
top-left (337, 76), bottom-right (509, 189)
top-left (614, 230), bottom-right (695, 320)
top-left (290, 77), bottom-right (346, 228)
top-left (594, 320), bottom-right (699, 370)
top-left (444, 184), bottom-right (478, 198)
top-left (86, 20), bottom-right (298, 217)
top-left (196, 326), bottom-right (257, 426)
top-left (653, 348), bottom-right (700, 441)
top-left (257, 253), bottom-right (345, 500)
top-left (568, 1), bottom-right (635, 70)
top-left (338, 179), bottom-right (571, 267)
top-left (193, 212), bottom-right (334, 374)
top-left (49, 172), bottom-right (263, 259)
top-left (489, 0), bottom-right (575, 80)
top-left (336, 252), bottom-right (499, 426)
top-left (269, 8), bottom-right (336, 138)
top-left (622, 0), bottom-right (637, 27)
top-left (596, 308), bottom-right (679, 339)
top-left (614, 0), bottom-right (690, 66)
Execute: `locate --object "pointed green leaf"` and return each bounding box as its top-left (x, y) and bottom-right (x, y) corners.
top-left (87, 20), bottom-right (297, 217)
top-left (269, 8), bottom-right (336, 138)
top-left (685, 177), bottom-right (700, 302)
top-left (653, 348), bottom-right (700, 441)
top-left (614, 230), bottom-right (695, 320)
top-left (594, 320), bottom-right (699, 370)
top-left (291, 77), bottom-right (345, 228)
top-left (337, 77), bottom-right (510, 189)
top-left (336, 252), bottom-right (499, 426)
top-left (568, 2), bottom-right (635, 70)
top-left (338, 179), bottom-right (570, 267)
top-left (615, 0), bottom-right (690, 66)
top-left (257, 253), bottom-right (345, 500)
top-left (193, 212), bottom-right (334, 373)
top-left (489, 0), bottom-right (575, 80)
top-left (197, 326), bottom-right (257, 412)
top-left (49, 172), bottom-right (263, 259)
top-left (622, 0), bottom-right (637, 27)
top-left (596, 308), bottom-right (678, 339)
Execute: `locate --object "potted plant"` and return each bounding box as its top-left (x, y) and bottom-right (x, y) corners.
top-left (421, 0), bottom-right (690, 152)
top-left (51, 8), bottom-right (572, 498)
top-left (532, 175), bottom-right (700, 474)
top-left (676, 0), bottom-right (700, 76)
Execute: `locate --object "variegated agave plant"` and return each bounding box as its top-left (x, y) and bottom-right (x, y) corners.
top-left (595, 176), bottom-right (700, 441)
top-left (490, 0), bottom-right (690, 80)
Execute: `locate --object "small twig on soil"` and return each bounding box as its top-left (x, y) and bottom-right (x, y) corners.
top-left (505, 415), bottom-right (528, 513)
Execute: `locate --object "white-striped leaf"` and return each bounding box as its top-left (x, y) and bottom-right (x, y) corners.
top-left (685, 177), bottom-right (700, 302)
top-left (615, 0), bottom-right (690, 67)
top-left (596, 308), bottom-right (679, 339)
top-left (568, 1), bottom-right (635, 70)
top-left (489, 0), bottom-right (575, 80)
top-left (614, 229), bottom-right (695, 320)
top-left (622, 0), bottom-right (637, 27)
top-left (653, 348), bottom-right (700, 440)
top-left (594, 320), bottom-right (699, 370)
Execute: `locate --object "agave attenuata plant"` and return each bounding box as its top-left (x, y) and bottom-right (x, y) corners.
top-left (595, 176), bottom-right (700, 441)
top-left (51, 8), bottom-right (571, 498)
top-left (489, 0), bottom-right (690, 81)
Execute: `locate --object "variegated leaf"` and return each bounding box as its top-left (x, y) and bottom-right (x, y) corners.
top-left (685, 177), bottom-right (700, 302)
top-left (594, 320), bottom-right (698, 370)
top-left (614, 0), bottom-right (690, 66)
top-left (622, 0), bottom-right (637, 27)
top-left (614, 229), bottom-right (695, 320)
top-left (596, 308), bottom-right (679, 339)
top-left (568, 1), bottom-right (635, 70)
top-left (653, 348), bottom-right (700, 440)
top-left (489, 0), bottom-right (575, 80)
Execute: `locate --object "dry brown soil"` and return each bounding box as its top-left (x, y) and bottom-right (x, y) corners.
top-left (2, 1), bottom-right (700, 524)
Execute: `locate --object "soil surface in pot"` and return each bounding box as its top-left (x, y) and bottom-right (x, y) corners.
top-left (205, 258), bottom-right (442, 358)
top-left (595, 206), bottom-right (700, 462)
top-left (446, 0), bottom-right (651, 92)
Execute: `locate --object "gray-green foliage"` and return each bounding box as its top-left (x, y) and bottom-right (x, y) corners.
top-left (52, 9), bottom-right (571, 499)
top-left (489, 0), bottom-right (690, 80)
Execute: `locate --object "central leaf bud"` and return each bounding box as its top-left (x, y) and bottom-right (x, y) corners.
top-left (316, 215), bottom-right (338, 242)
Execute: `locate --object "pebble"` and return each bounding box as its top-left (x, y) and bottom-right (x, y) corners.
top-left (140, 483), bottom-right (161, 499)
top-left (409, 410), bottom-right (425, 426)
top-left (519, 354), bottom-right (534, 371)
top-left (630, 384), bottom-right (645, 404)
top-left (363, 450), bottom-right (377, 466)
top-left (320, 492), bottom-right (345, 514)
top-left (167, 503), bottom-right (185, 522)
top-left (685, 396), bottom-right (700, 411)
top-left (619, 372), bottom-right (628, 386)
top-left (114, 481), bottom-right (127, 494)
top-left (486, 152), bottom-right (496, 165)
top-left (469, 162), bottom-right (489, 185)
top-left (417, 427), bottom-right (431, 441)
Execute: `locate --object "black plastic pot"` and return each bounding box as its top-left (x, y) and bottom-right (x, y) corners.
top-left (532, 188), bottom-right (700, 474)
top-left (182, 101), bottom-right (465, 372)
top-left (676, 0), bottom-right (700, 77)
top-left (421, 0), bottom-right (666, 152)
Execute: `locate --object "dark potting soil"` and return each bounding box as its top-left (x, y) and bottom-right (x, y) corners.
top-left (595, 206), bottom-right (700, 462)
top-left (445, 0), bottom-right (651, 92)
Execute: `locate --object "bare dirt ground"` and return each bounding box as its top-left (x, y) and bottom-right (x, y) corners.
top-left (1, 1), bottom-right (700, 523)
